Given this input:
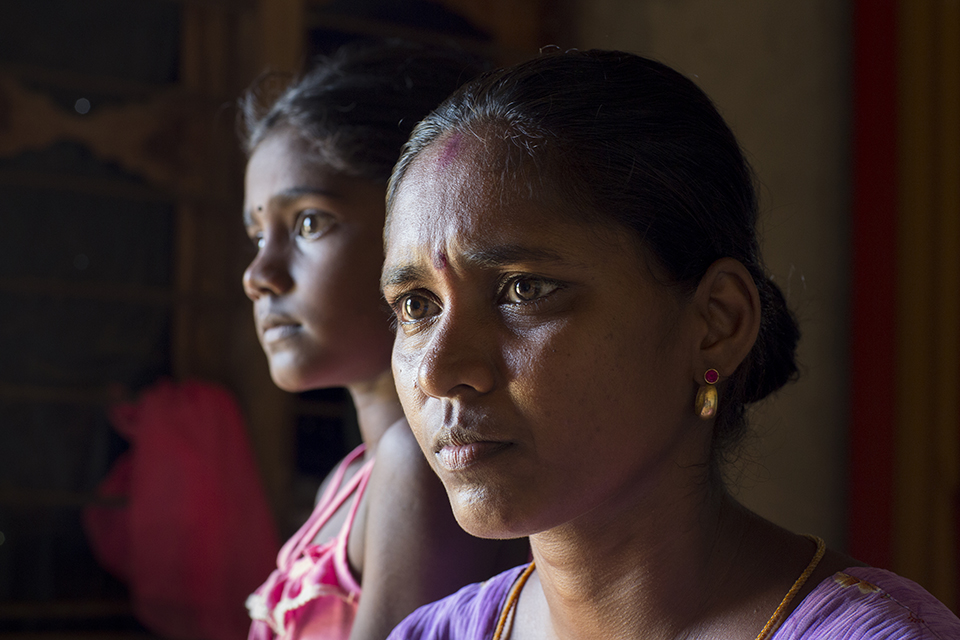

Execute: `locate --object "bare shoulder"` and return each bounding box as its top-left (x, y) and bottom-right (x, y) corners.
top-left (365, 416), bottom-right (529, 576)
top-left (366, 419), bottom-right (442, 505)
top-left (361, 418), bottom-right (452, 548)
top-left (348, 419), bottom-right (528, 640)
top-left (374, 418), bottom-right (433, 475)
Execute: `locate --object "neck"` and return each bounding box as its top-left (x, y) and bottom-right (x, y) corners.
top-left (346, 368), bottom-right (405, 454)
top-left (526, 479), bottom-right (754, 640)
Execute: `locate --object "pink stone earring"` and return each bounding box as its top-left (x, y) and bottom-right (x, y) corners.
top-left (695, 368), bottom-right (720, 419)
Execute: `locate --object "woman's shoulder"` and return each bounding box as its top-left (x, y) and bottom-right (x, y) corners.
top-left (387, 564), bottom-right (530, 640)
top-left (778, 567), bottom-right (960, 639)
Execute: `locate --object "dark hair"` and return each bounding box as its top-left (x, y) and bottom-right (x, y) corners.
top-left (387, 49), bottom-right (800, 461)
top-left (238, 39), bottom-right (490, 183)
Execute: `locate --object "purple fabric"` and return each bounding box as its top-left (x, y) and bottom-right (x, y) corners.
top-left (388, 565), bottom-right (960, 640)
top-left (773, 567), bottom-right (960, 639)
top-left (387, 565), bottom-right (527, 640)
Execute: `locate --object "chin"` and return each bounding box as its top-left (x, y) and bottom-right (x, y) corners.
top-left (449, 485), bottom-right (533, 540)
top-left (265, 347), bottom-right (331, 392)
top-left (267, 359), bottom-right (314, 393)
top-left (270, 371), bottom-right (307, 393)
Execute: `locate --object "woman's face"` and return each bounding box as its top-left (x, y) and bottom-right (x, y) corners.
top-left (243, 129), bottom-right (394, 392)
top-left (383, 135), bottom-right (706, 539)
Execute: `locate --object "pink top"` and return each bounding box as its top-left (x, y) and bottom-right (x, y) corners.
top-left (247, 445), bottom-right (374, 640)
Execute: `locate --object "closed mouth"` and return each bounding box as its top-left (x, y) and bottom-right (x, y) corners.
top-left (433, 426), bottom-right (511, 471)
top-left (259, 313), bottom-right (302, 342)
top-left (435, 441), bottom-right (511, 471)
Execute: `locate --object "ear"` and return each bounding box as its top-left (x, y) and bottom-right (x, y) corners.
top-left (690, 257), bottom-right (761, 380)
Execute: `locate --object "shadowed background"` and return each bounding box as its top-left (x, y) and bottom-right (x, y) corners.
top-left (1, 0), bottom-right (956, 636)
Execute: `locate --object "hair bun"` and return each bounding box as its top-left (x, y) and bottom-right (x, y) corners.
top-left (742, 274), bottom-right (800, 404)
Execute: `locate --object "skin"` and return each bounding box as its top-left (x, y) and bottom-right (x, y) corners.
top-left (243, 129), bottom-right (394, 394)
top-left (243, 128), bottom-right (528, 640)
top-left (383, 134), bottom-right (858, 640)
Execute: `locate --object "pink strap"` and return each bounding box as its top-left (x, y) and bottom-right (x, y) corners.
top-left (331, 455), bottom-right (376, 594)
top-left (278, 445), bottom-right (367, 569)
top-left (338, 456), bottom-right (375, 539)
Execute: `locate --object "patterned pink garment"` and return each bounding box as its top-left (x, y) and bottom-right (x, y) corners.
top-left (387, 564), bottom-right (960, 640)
top-left (247, 445), bottom-right (373, 640)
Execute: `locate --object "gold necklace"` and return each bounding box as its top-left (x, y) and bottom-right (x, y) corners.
top-left (491, 535), bottom-right (826, 640)
top-left (754, 535), bottom-right (826, 640)
top-left (491, 562), bottom-right (536, 640)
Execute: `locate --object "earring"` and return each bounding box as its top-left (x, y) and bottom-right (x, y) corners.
top-left (695, 368), bottom-right (720, 419)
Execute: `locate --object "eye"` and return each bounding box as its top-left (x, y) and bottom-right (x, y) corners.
top-left (396, 294), bottom-right (440, 323)
top-left (501, 277), bottom-right (559, 304)
top-left (297, 210), bottom-right (335, 240)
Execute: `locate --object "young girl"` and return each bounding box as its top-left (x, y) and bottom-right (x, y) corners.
top-left (239, 41), bottom-right (528, 640)
top-left (381, 50), bottom-right (960, 639)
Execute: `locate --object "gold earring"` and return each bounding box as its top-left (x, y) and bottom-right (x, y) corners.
top-left (695, 369), bottom-right (720, 419)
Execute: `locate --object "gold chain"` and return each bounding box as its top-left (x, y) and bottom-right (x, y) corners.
top-left (754, 535), bottom-right (826, 640)
top-left (491, 535), bottom-right (826, 640)
top-left (491, 562), bottom-right (536, 640)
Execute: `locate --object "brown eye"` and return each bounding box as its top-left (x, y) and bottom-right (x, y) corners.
top-left (400, 295), bottom-right (438, 322)
top-left (503, 277), bottom-right (557, 303)
top-left (298, 211), bottom-right (334, 240)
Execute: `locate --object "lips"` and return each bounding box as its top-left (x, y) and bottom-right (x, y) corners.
top-left (436, 441), bottom-right (510, 471)
top-left (432, 423), bottom-right (511, 472)
top-left (258, 311), bottom-right (302, 344)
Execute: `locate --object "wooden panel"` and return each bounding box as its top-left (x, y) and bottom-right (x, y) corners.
top-left (894, 0), bottom-right (960, 611)
top-left (258, 0), bottom-right (306, 72)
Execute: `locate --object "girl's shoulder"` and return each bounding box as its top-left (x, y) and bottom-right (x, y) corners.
top-left (387, 565), bottom-right (530, 640)
top-left (777, 567), bottom-right (960, 639)
top-left (364, 418), bottom-right (441, 501)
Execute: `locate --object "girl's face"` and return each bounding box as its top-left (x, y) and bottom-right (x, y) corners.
top-left (243, 129), bottom-right (394, 392)
top-left (382, 135), bottom-right (708, 539)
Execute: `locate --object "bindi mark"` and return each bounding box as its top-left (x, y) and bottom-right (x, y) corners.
top-left (434, 251), bottom-right (448, 270)
top-left (436, 133), bottom-right (464, 168)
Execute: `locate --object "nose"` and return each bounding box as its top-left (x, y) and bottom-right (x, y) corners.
top-left (242, 233), bottom-right (294, 300)
top-left (412, 309), bottom-right (498, 400)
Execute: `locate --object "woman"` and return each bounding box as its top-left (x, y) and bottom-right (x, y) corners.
top-left (381, 50), bottom-right (960, 639)
top-left (239, 40), bottom-right (529, 640)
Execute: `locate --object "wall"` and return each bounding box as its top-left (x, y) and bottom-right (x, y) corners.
top-left (572, 0), bottom-right (852, 546)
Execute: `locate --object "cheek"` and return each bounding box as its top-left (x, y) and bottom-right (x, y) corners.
top-left (504, 320), bottom-right (669, 457)
top-left (504, 322), bottom-right (612, 408)
top-left (391, 339), bottom-right (423, 408)
top-left (392, 340), bottom-right (438, 452)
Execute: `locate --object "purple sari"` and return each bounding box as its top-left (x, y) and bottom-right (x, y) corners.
top-left (388, 565), bottom-right (960, 639)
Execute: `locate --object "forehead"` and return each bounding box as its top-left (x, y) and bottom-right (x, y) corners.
top-left (247, 130), bottom-right (316, 182)
top-left (386, 132), bottom-right (555, 255)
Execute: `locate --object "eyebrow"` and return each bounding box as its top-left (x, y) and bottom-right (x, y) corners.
top-left (381, 264), bottom-right (430, 292)
top-left (380, 244), bottom-right (571, 292)
top-left (243, 186), bottom-right (339, 227)
top-left (466, 244), bottom-right (568, 268)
